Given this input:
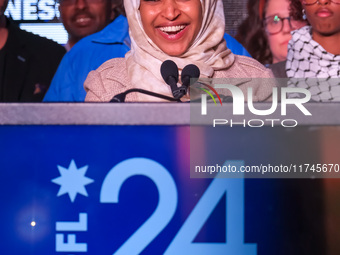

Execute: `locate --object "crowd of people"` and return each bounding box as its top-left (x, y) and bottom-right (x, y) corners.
top-left (0, 0), bottom-right (339, 102)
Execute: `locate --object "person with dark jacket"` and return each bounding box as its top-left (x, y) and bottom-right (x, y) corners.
top-left (0, 0), bottom-right (66, 102)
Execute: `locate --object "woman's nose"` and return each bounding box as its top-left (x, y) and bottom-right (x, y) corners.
top-left (161, 0), bottom-right (181, 20)
top-left (282, 19), bottom-right (292, 33)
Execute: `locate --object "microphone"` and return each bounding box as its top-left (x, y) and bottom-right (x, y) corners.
top-left (181, 64), bottom-right (200, 87)
top-left (160, 60), bottom-right (186, 99)
top-left (180, 64), bottom-right (200, 93)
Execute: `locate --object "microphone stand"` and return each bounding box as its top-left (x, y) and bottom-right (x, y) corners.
top-left (110, 88), bottom-right (182, 103)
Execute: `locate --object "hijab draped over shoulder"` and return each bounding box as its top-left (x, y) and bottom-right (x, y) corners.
top-left (124, 0), bottom-right (235, 101)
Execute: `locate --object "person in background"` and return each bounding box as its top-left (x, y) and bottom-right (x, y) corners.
top-left (44, 18), bottom-right (251, 102)
top-left (236, 0), bottom-right (306, 66)
top-left (0, 0), bottom-right (65, 102)
top-left (59, 0), bottom-right (122, 51)
top-left (236, 3), bottom-right (325, 254)
top-left (283, 0), bottom-right (340, 101)
top-left (84, 0), bottom-right (273, 102)
top-left (44, 13), bottom-right (130, 102)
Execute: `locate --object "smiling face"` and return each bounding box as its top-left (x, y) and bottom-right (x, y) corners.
top-left (59, 0), bottom-right (115, 46)
top-left (302, 0), bottom-right (340, 37)
top-left (139, 0), bottom-right (203, 56)
top-left (265, 0), bottom-right (306, 63)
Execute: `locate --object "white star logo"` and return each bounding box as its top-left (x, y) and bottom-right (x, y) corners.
top-left (51, 160), bottom-right (94, 202)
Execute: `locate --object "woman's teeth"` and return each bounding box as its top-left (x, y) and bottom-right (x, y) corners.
top-left (159, 25), bottom-right (186, 34)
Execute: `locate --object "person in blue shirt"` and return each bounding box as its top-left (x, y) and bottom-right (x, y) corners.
top-left (44, 15), bottom-right (250, 102)
top-left (44, 15), bottom-right (129, 102)
top-left (59, 0), bottom-right (122, 51)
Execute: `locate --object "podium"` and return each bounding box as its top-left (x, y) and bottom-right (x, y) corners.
top-left (0, 103), bottom-right (339, 254)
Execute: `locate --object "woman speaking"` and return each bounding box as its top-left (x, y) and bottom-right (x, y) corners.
top-left (84, 0), bottom-right (273, 102)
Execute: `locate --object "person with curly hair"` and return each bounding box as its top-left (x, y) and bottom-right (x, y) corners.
top-left (284, 0), bottom-right (340, 101)
top-left (236, 0), bottom-right (306, 65)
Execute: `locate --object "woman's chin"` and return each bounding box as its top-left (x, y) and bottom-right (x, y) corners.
top-left (162, 45), bottom-right (186, 57)
top-left (165, 51), bottom-right (184, 57)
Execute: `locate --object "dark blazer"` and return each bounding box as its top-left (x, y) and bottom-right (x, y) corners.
top-left (0, 19), bottom-right (66, 102)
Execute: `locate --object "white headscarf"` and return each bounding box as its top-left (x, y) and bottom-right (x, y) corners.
top-left (124, 0), bottom-right (235, 101)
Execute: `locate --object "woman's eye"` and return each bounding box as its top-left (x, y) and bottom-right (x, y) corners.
top-left (272, 15), bottom-right (281, 25)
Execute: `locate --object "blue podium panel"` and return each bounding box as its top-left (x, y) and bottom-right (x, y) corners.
top-left (1, 103), bottom-right (339, 255)
top-left (0, 125), bottom-right (257, 255)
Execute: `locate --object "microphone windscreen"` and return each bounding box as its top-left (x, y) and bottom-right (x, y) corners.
top-left (161, 60), bottom-right (179, 84)
top-left (182, 64), bottom-right (200, 80)
top-left (181, 64), bottom-right (200, 86)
